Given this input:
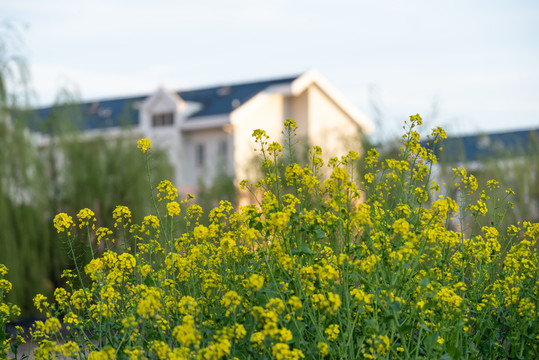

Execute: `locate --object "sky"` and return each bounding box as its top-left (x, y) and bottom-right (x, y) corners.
top-left (3, 0), bottom-right (539, 138)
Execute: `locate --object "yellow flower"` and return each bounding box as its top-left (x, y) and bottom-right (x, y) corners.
top-left (63, 312), bottom-right (79, 327)
top-left (44, 317), bottom-right (62, 334)
top-left (84, 258), bottom-right (104, 281)
top-left (141, 215), bottom-right (161, 237)
top-left (266, 298), bottom-right (285, 315)
top-left (112, 205), bottom-right (131, 228)
top-left (57, 341), bottom-right (80, 358)
top-left (0, 279), bottom-right (12, 294)
top-left (327, 292), bottom-right (341, 312)
top-left (250, 332), bottom-right (265, 348)
top-left (325, 324), bottom-right (340, 342)
top-left (284, 118), bottom-right (298, 132)
top-left (271, 343), bottom-right (305, 360)
top-left (221, 291), bottom-right (241, 316)
top-left (137, 138), bottom-right (152, 153)
top-left (172, 315), bottom-right (201, 348)
top-left (266, 211), bottom-right (290, 231)
top-left (33, 294), bottom-right (49, 313)
top-left (364, 173), bottom-right (375, 183)
top-left (366, 335), bottom-right (390, 355)
top-left (157, 180), bottom-right (178, 202)
top-left (137, 289), bottom-right (162, 320)
top-left (246, 273), bottom-right (264, 291)
top-left (318, 342), bottom-right (330, 357)
top-left (252, 129), bottom-right (268, 141)
top-left (53, 213), bottom-right (73, 234)
top-left (0, 264), bottom-right (7, 276)
top-left (88, 347), bottom-right (116, 360)
top-left (330, 167), bottom-right (349, 182)
top-left (96, 227), bottom-right (114, 245)
top-left (287, 296), bottom-right (303, 311)
top-left (410, 113), bottom-right (423, 125)
top-left (118, 253), bottom-right (136, 272)
top-left (166, 201), bottom-right (181, 216)
top-left (77, 208), bottom-right (96, 229)
top-left (392, 218), bottom-right (410, 236)
top-left (54, 288), bottom-right (69, 307)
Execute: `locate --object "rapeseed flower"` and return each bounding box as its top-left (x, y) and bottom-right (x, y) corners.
top-left (19, 116), bottom-right (538, 360)
top-left (53, 212), bottom-right (73, 234)
top-left (137, 138), bottom-right (152, 153)
top-left (77, 208), bottom-right (96, 229)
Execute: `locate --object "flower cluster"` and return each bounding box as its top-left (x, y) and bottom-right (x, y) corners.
top-left (53, 213), bottom-right (74, 234)
top-left (136, 138), bottom-right (152, 153)
top-left (0, 265), bottom-right (24, 358)
top-left (1, 116), bottom-right (535, 359)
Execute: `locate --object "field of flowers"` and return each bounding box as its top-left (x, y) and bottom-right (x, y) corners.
top-left (1, 115), bottom-right (538, 359)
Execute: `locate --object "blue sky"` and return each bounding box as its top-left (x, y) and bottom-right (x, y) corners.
top-left (4, 0), bottom-right (539, 137)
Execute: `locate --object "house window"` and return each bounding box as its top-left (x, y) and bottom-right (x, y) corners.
top-left (152, 112), bottom-right (174, 127)
top-left (219, 140), bottom-right (228, 167)
top-left (219, 140), bottom-right (228, 157)
top-left (196, 143), bottom-right (205, 167)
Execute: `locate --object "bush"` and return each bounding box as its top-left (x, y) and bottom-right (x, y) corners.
top-left (2, 115), bottom-right (538, 359)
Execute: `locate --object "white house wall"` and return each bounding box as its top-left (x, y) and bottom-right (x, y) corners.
top-left (287, 89), bottom-right (309, 140)
top-left (144, 128), bottom-right (183, 188)
top-left (181, 128), bottom-right (233, 193)
top-left (306, 83), bottom-right (363, 160)
top-left (231, 93), bottom-right (285, 183)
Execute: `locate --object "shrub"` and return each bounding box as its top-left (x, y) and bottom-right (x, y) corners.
top-left (2, 115), bottom-right (538, 359)
top-left (0, 265), bottom-right (24, 357)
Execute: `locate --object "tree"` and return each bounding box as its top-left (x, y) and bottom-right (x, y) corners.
top-left (0, 23), bottom-right (174, 314)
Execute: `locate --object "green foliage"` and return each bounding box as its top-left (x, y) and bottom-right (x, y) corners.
top-left (1, 99), bottom-right (173, 316)
top-left (0, 22), bottom-right (58, 317)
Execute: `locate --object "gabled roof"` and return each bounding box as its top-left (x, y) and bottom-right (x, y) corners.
top-left (31, 75), bottom-right (300, 132)
top-left (33, 95), bottom-right (146, 132)
top-left (180, 75), bottom-right (299, 119)
top-left (30, 71), bottom-right (375, 134)
top-left (422, 128), bottom-right (539, 163)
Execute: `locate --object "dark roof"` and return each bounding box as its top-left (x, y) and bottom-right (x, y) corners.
top-left (422, 128), bottom-right (539, 163)
top-left (30, 75), bottom-right (300, 133)
top-left (179, 75), bottom-right (298, 118)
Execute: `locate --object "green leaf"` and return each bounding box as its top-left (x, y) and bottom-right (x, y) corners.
top-left (290, 320), bottom-right (306, 340)
top-left (419, 277), bottom-right (430, 288)
top-left (383, 314), bottom-right (396, 325)
top-left (389, 300), bottom-right (402, 312)
top-left (399, 323), bottom-right (413, 333)
top-left (447, 345), bottom-right (462, 359)
top-left (144, 275), bottom-right (155, 287)
top-left (423, 332), bottom-right (439, 351)
top-left (299, 243), bottom-right (315, 255)
top-left (314, 228), bottom-right (326, 239)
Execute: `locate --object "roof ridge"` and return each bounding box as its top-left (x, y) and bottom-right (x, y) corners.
top-left (36, 74), bottom-right (302, 109)
top-left (444, 127), bottom-right (539, 140)
top-left (175, 74), bottom-right (301, 94)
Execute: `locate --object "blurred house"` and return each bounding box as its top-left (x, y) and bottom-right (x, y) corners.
top-left (425, 128), bottom-right (539, 168)
top-left (32, 70), bottom-right (373, 195)
top-left (422, 127), bottom-right (539, 222)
